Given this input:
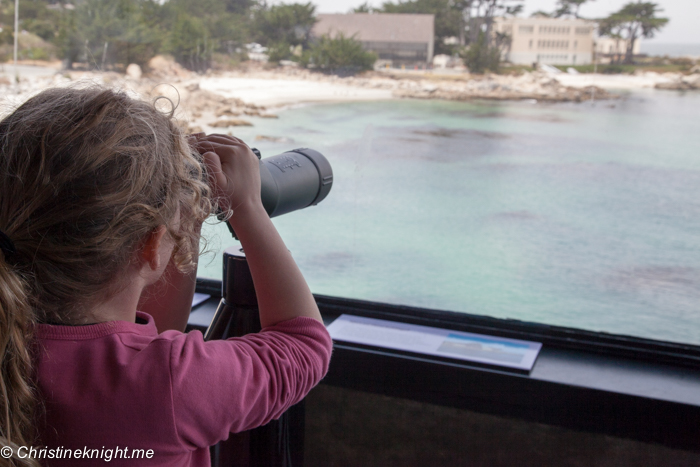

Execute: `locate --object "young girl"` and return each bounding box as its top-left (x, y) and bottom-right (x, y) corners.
top-left (0, 87), bottom-right (332, 466)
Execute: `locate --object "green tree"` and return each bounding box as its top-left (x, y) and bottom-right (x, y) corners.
top-left (55, 7), bottom-right (82, 67)
top-left (0, 0), bottom-right (63, 61)
top-left (599, 1), bottom-right (668, 64)
top-left (224, 0), bottom-right (256, 15)
top-left (353, 2), bottom-right (375, 13)
top-left (252, 3), bottom-right (317, 48)
top-left (459, 29), bottom-right (500, 72)
top-left (162, 0), bottom-right (251, 59)
top-left (56, 0), bottom-right (164, 70)
top-left (457, 0), bottom-right (521, 72)
top-left (461, 29), bottom-right (511, 73)
top-left (554, 0), bottom-right (594, 19)
top-left (304, 33), bottom-right (377, 74)
top-left (9, 0), bottom-right (63, 42)
top-left (463, 0), bottom-right (522, 48)
top-left (166, 14), bottom-right (212, 71)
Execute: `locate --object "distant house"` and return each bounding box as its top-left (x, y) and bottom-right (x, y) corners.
top-left (493, 16), bottom-right (595, 65)
top-left (594, 36), bottom-right (641, 63)
top-left (311, 13), bottom-right (435, 66)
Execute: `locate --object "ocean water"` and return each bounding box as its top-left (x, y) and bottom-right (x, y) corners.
top-left (198, 90), bottom-right (700, 345)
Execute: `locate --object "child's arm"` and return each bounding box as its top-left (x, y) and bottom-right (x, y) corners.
top-left (196, 134), bottom-right (323, 327)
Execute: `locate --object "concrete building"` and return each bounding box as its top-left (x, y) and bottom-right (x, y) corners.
top-left (311, 13), bottom-right (435, 66)
top-left (493, 16), bottom-right (595, 65)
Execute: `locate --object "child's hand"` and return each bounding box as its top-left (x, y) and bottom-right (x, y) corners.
top-left (189, 133), bottom-right (322, 327)
top-left (191, 134), bottom-right (262, 214)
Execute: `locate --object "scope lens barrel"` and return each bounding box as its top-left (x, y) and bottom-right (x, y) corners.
top-left (259, 148), bottom-right (333, 218)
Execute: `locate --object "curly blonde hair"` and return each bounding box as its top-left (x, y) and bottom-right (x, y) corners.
top-left (0, 86), bottom-right (212, 464)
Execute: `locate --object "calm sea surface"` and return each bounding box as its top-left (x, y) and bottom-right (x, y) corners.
top-left (198, 89), bottom-right (700, 345)
top-left (640, 43), bottom-right (700, 58)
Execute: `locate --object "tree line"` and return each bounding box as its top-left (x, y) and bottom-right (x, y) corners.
top-left (0, 0), bottom-right (374, 72)
top-left (0, 0), bottom-right (669, 73)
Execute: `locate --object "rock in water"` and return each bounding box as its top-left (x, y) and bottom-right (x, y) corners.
top-left (684, 74), bottom-right (700, 89)
top-left (209, 119), bottom-right (253, 127)
top-left (126, 64), bottom-right (142, 80)
top-left (655, 75), bottom-right (700, 91)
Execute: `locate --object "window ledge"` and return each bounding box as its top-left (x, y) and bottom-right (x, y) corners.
top-left (189, 282), bottom-right (700, 452)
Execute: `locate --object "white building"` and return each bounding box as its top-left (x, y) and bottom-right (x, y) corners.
top-left (493, 16), bottom-right (595, 65)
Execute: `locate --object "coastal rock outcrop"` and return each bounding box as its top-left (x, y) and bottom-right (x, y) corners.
top-left (386, 72), bottom-right (615, 102)
top-left (209, 118), bottom-right (253, 127)
top-left (125, 64), bottom-right (142, 80)
top-left (655, 74), bottom-right (700, 91)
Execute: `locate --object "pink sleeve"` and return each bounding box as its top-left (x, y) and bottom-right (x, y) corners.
top-left (169, 316), bottom-right (332, 448)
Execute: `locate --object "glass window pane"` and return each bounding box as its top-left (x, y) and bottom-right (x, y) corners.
top-left (199, 94), bottom-right (700, 346)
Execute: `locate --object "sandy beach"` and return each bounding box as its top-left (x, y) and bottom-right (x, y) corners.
top-left (198, 76), bottom-right (393, 107)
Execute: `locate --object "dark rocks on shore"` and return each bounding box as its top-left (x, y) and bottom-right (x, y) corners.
top-left (394, 84), bottom-right (616, 103)
top-left (655, 74), bottom-right (700, 91)
top-left (209, 118), bottom-right (253, 127)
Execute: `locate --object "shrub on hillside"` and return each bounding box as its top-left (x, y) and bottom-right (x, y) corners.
top-left (303, 34), bottom-right (376, 74)
top-left (459, 31), bottom-right (501, 74)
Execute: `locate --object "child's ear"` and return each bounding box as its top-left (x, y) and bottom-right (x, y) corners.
top-left (141, 226), bottom-right (168, 271)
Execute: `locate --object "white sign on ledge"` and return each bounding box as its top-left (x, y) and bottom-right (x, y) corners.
top-left (327, 314), bottom-right (542, 372)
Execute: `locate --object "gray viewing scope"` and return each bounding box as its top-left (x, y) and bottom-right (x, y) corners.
top-left (220, 148), bottom-right (332, 238)
top-left (254, 147), bottom-right (333, 218)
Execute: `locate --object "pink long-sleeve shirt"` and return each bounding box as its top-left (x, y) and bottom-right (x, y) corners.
top-left (34, 312), bottom-right (332, 466)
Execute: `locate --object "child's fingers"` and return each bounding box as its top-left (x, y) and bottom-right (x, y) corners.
top-left (198, 135), bottom-right (248, 152)
top-left (193, 133), bottom-right (244, 147)
top-left (201, 151), bottom-right (229, 196)
top-left (192, 138), bottom-right (247, 157)
top-left (206, 133), bottom-right (244, 143)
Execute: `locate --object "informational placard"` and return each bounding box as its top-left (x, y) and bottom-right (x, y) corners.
top-left (327, 314), bottom-right (542, 372)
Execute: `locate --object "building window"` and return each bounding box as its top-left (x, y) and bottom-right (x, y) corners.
top-left (537, 40), bottom-right (569, 49)
top-left (519, 25), bottom-right (534, 34)
top-left (576, 27), bottom-right (591, 35)
top-left (538, 26), bottom-right (571, 35)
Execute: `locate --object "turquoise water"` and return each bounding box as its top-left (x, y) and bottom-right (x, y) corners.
top-left (198, 90), bottom-right (700, 345)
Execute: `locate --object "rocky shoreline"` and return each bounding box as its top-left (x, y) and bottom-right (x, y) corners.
top-left (389, 77), bottom-right (615, 102)
top-left (654, 73), bottom-right (700, 90)
top-left (199, 64), bottom-right (618, 103)
top-left (4, 57), bottom-right (700, 126)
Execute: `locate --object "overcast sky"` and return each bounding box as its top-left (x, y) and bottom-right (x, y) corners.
top-left (269, 0), bottom-right (699, 44)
